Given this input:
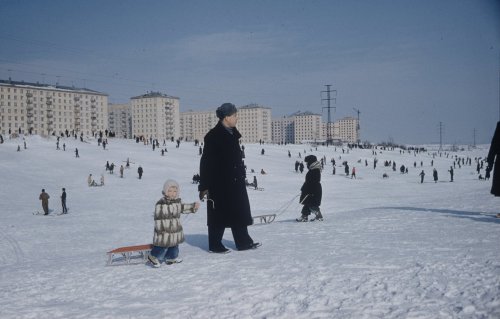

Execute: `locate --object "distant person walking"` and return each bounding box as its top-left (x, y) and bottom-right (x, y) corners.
top-left (61, 188), bottom-right (68, 214)
top-left (433, 168), bottom-right (438, 183)
top-left (448, 166), bottom-right (454, 182)
top-left (39, 189), bottom-right (50, 215)
top-left (419, 170), bottom-right (425, 183)
top-left (75, 148), bottom-right (79, 158)
top-left (138, 165), bottom-right (143, 179)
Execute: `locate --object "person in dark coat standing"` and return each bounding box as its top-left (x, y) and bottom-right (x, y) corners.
top-left (61, 188), bottom-right (68, 214)
top-left (138, 165), bottom-right (143, 179)
top-left (296, 155), bottom-right (323, 222)
top-left (198, 103), bottom-right (260, 253)
top-left (486, 121), bottom-right (500, 217)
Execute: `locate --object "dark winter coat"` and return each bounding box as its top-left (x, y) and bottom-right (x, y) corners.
top-left (199, 121), bottom-right (253, 227)
top-left (300, 161), bottom-right (322, 207)
top-left (487, 121), bottom-right (500, 196)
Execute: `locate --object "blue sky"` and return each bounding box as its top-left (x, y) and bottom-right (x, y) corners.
top-left (0, 0), bottom-right (499, 144)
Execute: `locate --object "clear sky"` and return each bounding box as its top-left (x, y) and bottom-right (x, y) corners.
top-left (0, 0), bottom-right (499, 144)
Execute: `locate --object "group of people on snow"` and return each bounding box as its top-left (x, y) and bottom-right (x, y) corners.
top-left (38, 188), bottom-right (67, 215)
top-left (34, 103), bottom-right (500, 268)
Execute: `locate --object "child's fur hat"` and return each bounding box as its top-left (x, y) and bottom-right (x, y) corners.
top-left (162, 179), bottom-right (179, 197)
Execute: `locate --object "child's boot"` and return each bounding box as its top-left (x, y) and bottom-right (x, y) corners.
top-left (313, 211), bottom-right (323, 221)
top-left (148, 254), bottom-right (161, 268)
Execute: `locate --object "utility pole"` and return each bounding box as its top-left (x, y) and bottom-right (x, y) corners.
top-left (353, 107), bottom-right (361, 144)
top-left (438, 121), bottom-right (444, 151)
top-left (473, 128), bottom-right (476, 148)
top-left (321, 84), bottom-right (336, 145)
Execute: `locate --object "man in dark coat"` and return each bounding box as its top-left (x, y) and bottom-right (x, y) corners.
top-left (198, 103), bottom-right (260, 253)
top-left (486, 122), bottom-right (500, 216)
top-left (61, 188), bottom-right (68, 214)
top-left (296, 155), bottom-right (323, 222)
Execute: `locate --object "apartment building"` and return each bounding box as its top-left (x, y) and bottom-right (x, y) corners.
top-left (108, 103), bottom-right (132, 138)
top-left (0, 79), bottom-right (108, 136)
top-left (335, 116), bottom-right (359, 143)
top-left (273, 112), bottom-right (359, 144)
top-left (292, 111), bottom-right (323, 144)
top-left (236, 104), bottom-right (272, 143)
top-left (271, 116), bottom-right (295, 144)
top-left (179, 109), bottom-right (218, 142)
top-left (130, 92), bottom-right (180, 140)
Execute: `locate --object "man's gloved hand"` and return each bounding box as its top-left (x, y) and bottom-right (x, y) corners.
top-left (486, 165), bottom-right (492, 173)
top-left (199, 190), bottom-right (208, 201)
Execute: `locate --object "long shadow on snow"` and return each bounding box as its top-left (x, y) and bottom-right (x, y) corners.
top-left (184, 233), bottom-right (237, 251)
top-left (375, 206), bottom-right (500, 224)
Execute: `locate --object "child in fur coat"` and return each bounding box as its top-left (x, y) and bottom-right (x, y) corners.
top-left (148, 179), bottom-right (199, 267)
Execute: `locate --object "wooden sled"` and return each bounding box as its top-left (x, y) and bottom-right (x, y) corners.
top-left (106, 244), bottom-right (152, 266)
top-left (253, 214), bottom-right (276, 225)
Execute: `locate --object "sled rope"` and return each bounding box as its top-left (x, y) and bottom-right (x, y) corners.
top-left (275, 193), bottom-right (301, 217)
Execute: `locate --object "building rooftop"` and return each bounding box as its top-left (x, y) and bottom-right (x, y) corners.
top-left (0, 78), bottom-right (107, 95)
top-left (289, 111), bottom-right (321, 117)
top-left (239, 103), bottom-right (271, 110)
top-left (131, 91), bottom-right (179, 100)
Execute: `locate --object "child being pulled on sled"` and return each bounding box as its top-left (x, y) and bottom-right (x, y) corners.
top-left (296, 155), bottom-right (324, 222)
top-left (148, 179), bottom-right (200, 267)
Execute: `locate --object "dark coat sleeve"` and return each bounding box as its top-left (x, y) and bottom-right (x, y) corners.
top-left (487, 122), bottom-right (500, 196)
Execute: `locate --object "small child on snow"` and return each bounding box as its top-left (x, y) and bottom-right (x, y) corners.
top-left (148, 179), bottom-right (199, 268)
top-left (296, 155), bottom-right (324, 222)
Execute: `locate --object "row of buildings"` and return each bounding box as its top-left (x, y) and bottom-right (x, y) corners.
top-left (0, 79), bottom-right (359, 144)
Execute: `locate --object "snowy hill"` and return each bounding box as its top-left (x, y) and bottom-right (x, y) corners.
top-left (0, 135), bottom-right (499, 319)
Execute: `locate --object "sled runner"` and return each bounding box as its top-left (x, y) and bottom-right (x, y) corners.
top-left (106, 244), bottom-right (152, 266)
top-left (246, 186), bottom-right (264, 191)
top-left (252, 214), bottom-right (276, 224)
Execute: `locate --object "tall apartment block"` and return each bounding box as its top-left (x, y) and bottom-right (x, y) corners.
top-left (271, 116), bottom-right (295, 144)
top-left (0, 79), bottom-right (108, 136)
top-left (179, 109), bottom-right (218, 142)
top-left (130, 92), bottom-right (180, 140)
top-left (108, 103), bottom-right (132, 138)
top-left (236, 104), bottom-right (272, 143)
top-left (334, 117), bottom-right (359, 143)
top-left (292, 111), bottom-right (324, 144)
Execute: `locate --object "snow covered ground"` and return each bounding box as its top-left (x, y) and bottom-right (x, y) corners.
top-left (0, 134), bottom-right (499, 319)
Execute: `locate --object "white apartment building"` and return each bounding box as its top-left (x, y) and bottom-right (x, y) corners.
top-left (131, 92), bottom-right (180, 140)
top-left (236, 104), bottom-right (272, 143)
top-left (179, 109), bottom-right (218, 142)
top-left (0, 79), bottom-right (108, 137)
top-left (273, 112), bottom-right (359, 144)
top-left (293, 111), bottom-right (323, 144)
top-left (272, 116), bottom-right (295, 144)
top-left (108, 103), bottom-right (132, 138)
top-left (335, 116), bottom-right (359, 143)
